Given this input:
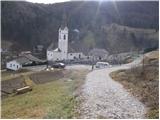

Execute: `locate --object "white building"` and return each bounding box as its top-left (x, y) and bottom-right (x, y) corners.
top-left (6, 54), bottom-right (46, 71)
top-left (47, 25), bottom-right (84, 62)
top-left (6, 60), bottom-right (22, 71)
top-left (68, 52), bottom-right (84, 60)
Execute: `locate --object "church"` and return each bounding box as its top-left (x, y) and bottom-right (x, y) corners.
top-left (47, 25), bottom-right (84, 62)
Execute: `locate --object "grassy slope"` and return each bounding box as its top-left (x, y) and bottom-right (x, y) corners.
top-left (103, 23), bottom-right (158, 53)
top-left (1, 69), bottom-right (89, 118)
top-left (1, 69), bottom-right (34, 81)
top-left (110, 50), bottom-right (159, 119)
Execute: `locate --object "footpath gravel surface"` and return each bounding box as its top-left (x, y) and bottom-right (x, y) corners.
top-left (79, 57), bottom-right (146, 119)
top-left (66, 65), bottom-right (92, 70)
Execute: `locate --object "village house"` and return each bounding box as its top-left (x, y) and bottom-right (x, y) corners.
top-left (89, 48), bottom-right (109, 61)
top-left (6, 54), bottom-right (46, 71)
top-left (47, 24), bottom-right (84, 62)
top-left (6, 57), bottom-right (31, 71)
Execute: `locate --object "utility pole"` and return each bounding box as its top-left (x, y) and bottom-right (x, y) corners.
top-left (46, 60), bottom-right (48, 68)
top-left (92, 56), bottom-right (94, 70)
top-left (142, 52), bottom-right (145, 75)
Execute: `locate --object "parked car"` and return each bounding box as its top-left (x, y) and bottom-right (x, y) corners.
top-left (95, 62), bottom-right (111, 68)
top-left (52, 62), bottom-right (65, 68)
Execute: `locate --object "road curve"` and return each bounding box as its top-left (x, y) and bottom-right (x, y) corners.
top-left (79, 57), bottom-right (146, 119)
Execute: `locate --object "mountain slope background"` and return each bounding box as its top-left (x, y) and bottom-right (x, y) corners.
top-left (1, 1), bottom-right (159, 54)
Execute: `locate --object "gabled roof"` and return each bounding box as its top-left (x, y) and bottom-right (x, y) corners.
top-left (14, 57), bottom-right (32, 64)
top-left (89, 48), bottom-right (109, 57)
top-left (11, 54), bottom-right (46, 65)
top-left (59, 25), bottom-right (68, 30)
top-left (68, 41), bottom-right (84, 54)
top-left (53, 48), bottom-right (61, 52)
top-left (47, 43), bottom-right (54, 51)
top-left (68, 47), bottom-right (75, 53)
top-left (23, 54), bottom-right (46, 63)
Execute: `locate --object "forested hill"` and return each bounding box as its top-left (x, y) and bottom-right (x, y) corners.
top-left (1, 1), bottom-right (159, 53)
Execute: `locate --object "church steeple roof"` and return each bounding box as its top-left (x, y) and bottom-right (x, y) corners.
top-left (60, 10), bottom-right (68, 30)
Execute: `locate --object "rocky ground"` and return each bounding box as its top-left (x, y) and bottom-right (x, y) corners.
top-left (77, 57), bottom-right (147, 119)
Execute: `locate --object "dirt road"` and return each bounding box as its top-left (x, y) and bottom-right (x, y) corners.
top-left (79, 57), bottom-right (146, 119)
top-left (66, 65), bottom-right (92, 70)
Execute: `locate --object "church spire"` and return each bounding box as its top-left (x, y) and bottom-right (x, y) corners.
top-left (60, 9), bottom-right (68, 29)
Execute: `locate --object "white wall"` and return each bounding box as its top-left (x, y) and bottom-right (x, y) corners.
top-left (58, 27), bottom-right (68, 60)
top-left (47, 50), bottom-right (62, 61)
top-left (67, 52), bottom-right (85, 60)
top-left (47, 27), bottom-right (86, 62)
top-left (6, 60), bottom-right (22, 71)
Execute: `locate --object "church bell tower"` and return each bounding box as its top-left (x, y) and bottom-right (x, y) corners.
top-left (58, 12), bottom-right (68, 60)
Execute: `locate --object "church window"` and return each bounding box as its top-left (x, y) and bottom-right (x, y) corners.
top-left (59, 34), bottom-right (61, 39)
top-left (64, 35), bottom-right (66, 40)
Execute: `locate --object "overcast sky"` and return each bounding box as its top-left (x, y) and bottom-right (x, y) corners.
top-left (26, 0), bottom-right (110, 4)
top-left (25, 0), bottom-right (134, 4)
top-left (2, 0), bottom-right (158, 4)
top-left (26, 0), bottom-right (71, 4)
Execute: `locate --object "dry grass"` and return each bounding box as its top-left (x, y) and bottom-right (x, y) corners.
top-left (143, 50), bottom-right (159, 64)
top-left (1, 69), bottom-right (89, 119)
top-left (1, 69), bottom-right (34, 81)
top-left (110, 51), bottom-right (159, 119)
top-left (145, 50), bottom-right (159, 59)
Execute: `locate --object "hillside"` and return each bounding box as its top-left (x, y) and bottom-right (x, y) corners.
top-left (143, 50), bottom-right (159, 64)
top-left (1, 1), bottom-right (159, 54)
top-left (110, 50), bottom-right (159, 118)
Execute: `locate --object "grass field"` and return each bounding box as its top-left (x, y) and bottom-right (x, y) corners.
top-left (1, 69), bottom-right (89, 118)
top-left (1, 69), bottom-right (34, 81)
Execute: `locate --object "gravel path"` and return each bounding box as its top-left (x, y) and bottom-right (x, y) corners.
top-left (79, 57), bottom-right (146, 119)
top-left (66, 65), bottom-right (92, 70)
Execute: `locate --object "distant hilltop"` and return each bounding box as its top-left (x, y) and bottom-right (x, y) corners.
top-left (1, 1), bottom-right (159, 54)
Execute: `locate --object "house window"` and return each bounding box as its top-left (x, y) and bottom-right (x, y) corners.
top-left (10, 64), bottom-right (12, 67)
top-left (70, 53), bottom-right (72, 56)
top-left (64, 35), bottom-right (66, 40)
top-left (17, 65), bottom-right (19, 68)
